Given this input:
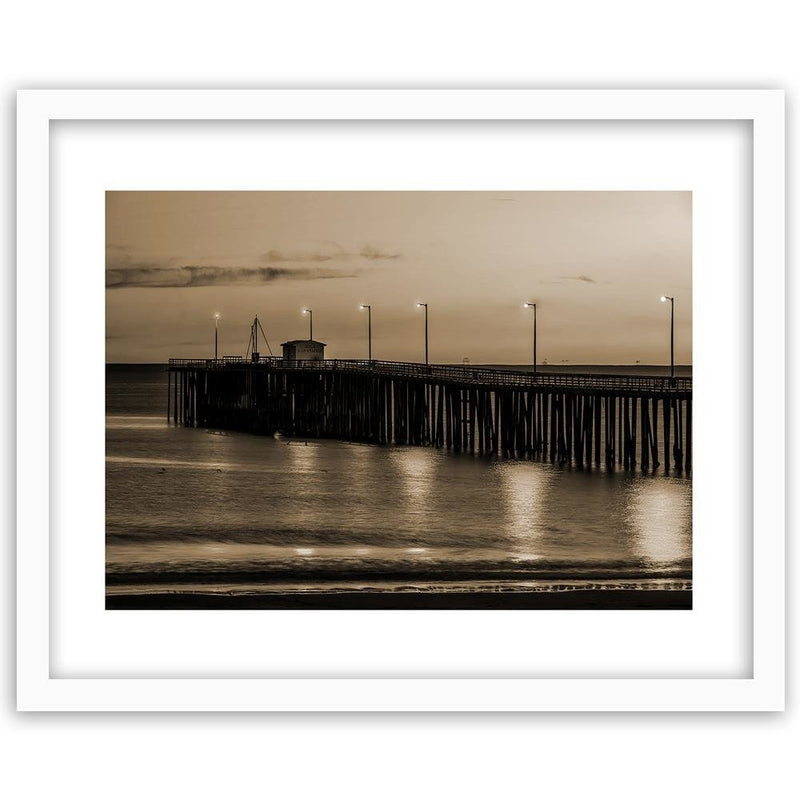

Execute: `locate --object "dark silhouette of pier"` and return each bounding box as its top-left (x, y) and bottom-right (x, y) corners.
top-left (167, 358), bottom-right (692, 475)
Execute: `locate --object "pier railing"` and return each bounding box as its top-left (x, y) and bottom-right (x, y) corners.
top-left (167, 357), bottom-right (691, 394)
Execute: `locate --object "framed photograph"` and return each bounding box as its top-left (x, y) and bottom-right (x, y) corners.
top-left (17, 89), bottom-right (784, 711)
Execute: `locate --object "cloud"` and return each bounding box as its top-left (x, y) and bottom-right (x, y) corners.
top-left (359, 245), bottom-right (399, 260)
top-left (106, 242), bottom-right (398, 289)
top-left (263, 249), bottom-right (334, 264)
top-left (261, 244), bottom-right (400, 264)
top-left (539, 274), bottom-right (597, 285)
top-left (106, 264), bottom-right (357, 289)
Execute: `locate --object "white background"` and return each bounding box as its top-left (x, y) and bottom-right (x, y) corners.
top-left (3, 3), bottom-right (796, 799)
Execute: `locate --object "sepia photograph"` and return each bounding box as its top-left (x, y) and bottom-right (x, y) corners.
top-left (105, 190), bottom-right (692, 610)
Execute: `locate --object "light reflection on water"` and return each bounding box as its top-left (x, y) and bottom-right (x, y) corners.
top-left (390, 447), bottom-right (436, 530)
top-left (628, 480), bottom-right (692, 566)
top-left (498, 462), bottom-right (549, 561)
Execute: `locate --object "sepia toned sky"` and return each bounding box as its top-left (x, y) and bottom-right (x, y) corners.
top-left (106, 191), bottom-right (691, 364)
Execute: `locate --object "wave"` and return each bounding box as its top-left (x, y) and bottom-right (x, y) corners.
top-left (106, 522), bottom-right (513, 546)
top-left (106, 577), bottom-right (693, 597)
top-left (106, 455), bottom-right (249, 471)
top-left (107, 415), bottom-right (163, 420)
top-left (106, 415), bottom-right (170, 430)
top-left (106, 558), bottom-right (692, 586)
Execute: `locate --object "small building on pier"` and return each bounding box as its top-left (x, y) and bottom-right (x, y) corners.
top-left (281, 339), bottom-right (326, 363)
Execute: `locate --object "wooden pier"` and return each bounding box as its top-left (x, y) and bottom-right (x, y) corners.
top-left (167, 358), bottom-right (692, 475)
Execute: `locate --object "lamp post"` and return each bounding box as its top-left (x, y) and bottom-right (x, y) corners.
top-left (213, 312), bottom-right (220, 360)
top-left (523, 302), bottom-right (537, 374)
top-left (303, 308), bottom-right (313, 341)
top-left (417, 302), bottom-right (428, 365)
top-left (360, 304), bottom-right (372, 360)
top-left (660, 295), bottom-right (674, 379)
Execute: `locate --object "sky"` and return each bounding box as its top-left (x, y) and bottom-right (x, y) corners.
top-left (106, 191), bottom-right (691, 364)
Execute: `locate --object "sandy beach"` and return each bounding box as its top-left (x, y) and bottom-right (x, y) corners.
top-left (106, 589), bottom-right (691, 610)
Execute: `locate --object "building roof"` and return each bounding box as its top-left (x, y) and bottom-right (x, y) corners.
top-left (280, 339), bottom-right (327, 347)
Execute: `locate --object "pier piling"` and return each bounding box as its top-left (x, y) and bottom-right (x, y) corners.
top-left (167, 358), bottom-right (691, 476)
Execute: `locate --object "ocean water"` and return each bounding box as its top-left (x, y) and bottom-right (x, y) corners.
top-left (106, 364), bottom-right (692, 603)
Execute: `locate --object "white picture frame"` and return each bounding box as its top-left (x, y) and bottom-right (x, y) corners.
top-left (17, 89), bottom-right (784, 711)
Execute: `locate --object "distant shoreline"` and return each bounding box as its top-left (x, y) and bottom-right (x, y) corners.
top-left (106, 589), bottom-right (692, 610)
